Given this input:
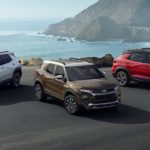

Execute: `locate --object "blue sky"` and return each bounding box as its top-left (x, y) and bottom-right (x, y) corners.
top-left (0, 0), bottom-right (98, 18)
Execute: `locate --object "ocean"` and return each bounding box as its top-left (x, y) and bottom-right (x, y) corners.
top-left (0, 18), bottom-right (150, 60)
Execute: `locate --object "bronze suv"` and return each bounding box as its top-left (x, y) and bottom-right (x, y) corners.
top-left (34, 59), bottom-right (121, 114)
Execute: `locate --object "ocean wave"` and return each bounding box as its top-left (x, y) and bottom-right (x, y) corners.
top-left (0, 31), bottom-right (42, 36)
top-left (82, 39), bottom-right (124, 44)
top-left (49, 35), bottom-right (76, 42)
top-left (0, 31), bottom-right (76, 42)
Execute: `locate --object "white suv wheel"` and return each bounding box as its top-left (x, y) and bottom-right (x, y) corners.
top-left (12, 72), bottom-right (21, 87)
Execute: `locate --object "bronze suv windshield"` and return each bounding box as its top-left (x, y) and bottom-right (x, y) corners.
top-left (65, 65), bottom-right (105, 81)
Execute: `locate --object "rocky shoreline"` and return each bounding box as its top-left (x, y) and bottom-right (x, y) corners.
top-left (20, 54), bottom-right (114, 67)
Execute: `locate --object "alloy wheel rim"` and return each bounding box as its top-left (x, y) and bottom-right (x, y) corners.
top-left (117, 71), bottom-right (127, 86)
top-left (35, 84), bottom-right (42, 100)
top-left (14, 74), bottom-right (21, 86)
top-left (65, 97), bottom-right (77, 113)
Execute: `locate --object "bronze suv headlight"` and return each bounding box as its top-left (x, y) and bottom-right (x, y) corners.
top-left (79, 89), bottom-right (92, 99)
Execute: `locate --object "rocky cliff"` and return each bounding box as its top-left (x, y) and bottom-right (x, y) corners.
top-left (76, 16), bottom-right (131, 41)
top-left (44, 0), bottom-right (150, 42)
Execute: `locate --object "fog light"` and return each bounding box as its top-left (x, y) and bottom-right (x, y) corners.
top-left (81, 94), bottom-right (89, 99)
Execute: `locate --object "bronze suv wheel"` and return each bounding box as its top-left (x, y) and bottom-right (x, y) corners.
top-left (34, 83), bottom-right (46, 101)
top-left (64, 95), bottom-right (80, 115)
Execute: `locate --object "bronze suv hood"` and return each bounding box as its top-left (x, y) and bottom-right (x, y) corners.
top-left (70, 78), bottom-right (116, 92)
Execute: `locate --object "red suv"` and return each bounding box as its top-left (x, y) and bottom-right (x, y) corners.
top-left (112, 48), bottom-right (150, 86)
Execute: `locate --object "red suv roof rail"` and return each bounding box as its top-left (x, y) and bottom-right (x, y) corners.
top-left (123, 48), bottom-right (150, 54)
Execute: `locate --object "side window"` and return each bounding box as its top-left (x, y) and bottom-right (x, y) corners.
top-left (144, 54), bottom-right (150, 64)
top-left (55, 65), bottom-right (65, 77)
top-left (129, 53), bottom-right (145, 63)
top-left (0, 54), bottom-right (12, 65)
top-left (0, 55), bottom-right (3, 65)
top-left (46, 64), bottom-right (55, 74)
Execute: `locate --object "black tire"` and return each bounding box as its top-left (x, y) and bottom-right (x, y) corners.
top-left (64, 95), bottom-right (80, 115)
top-left (34, 83), bottom-right (46, 101)
top-left (116, 71), bottom-right (130, 87)
top-left (11, 72), bottom-right (21, 87)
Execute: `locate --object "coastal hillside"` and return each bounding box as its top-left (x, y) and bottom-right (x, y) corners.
top-left (76, 16), bottom-right (131, 41)
top-left (44, 0), bottom-right (150, 42)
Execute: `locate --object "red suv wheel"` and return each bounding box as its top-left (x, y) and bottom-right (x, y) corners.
top-left (116, 71), bottom-right (130, 86)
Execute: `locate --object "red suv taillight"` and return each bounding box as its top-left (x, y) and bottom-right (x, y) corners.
top-left (112, 59), bottom-right (118, 73)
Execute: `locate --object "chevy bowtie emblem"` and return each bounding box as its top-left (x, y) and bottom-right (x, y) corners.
top-left (102, 90), bottom-right (107, 93)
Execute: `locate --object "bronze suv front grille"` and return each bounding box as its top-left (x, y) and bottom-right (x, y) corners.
top-left (91, 92), bottom-right (116, 104)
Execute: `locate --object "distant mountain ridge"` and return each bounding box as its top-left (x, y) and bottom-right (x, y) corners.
top-left (44, 0), bottom-right (150, 42)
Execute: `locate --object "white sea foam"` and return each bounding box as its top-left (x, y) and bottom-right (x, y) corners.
top-left (0, 31), bottom-right (77, 43)
top-left (51, 35), bottom-right (76, 42)
top-left (0, 31), bottom-right (43, 36)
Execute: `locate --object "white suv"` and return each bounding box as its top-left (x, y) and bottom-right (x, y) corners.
top-left (0, 51), bottom-right (22, 87)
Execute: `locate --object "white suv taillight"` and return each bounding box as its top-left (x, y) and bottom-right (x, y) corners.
top-left (18, 60), bottom-right (21, 64)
